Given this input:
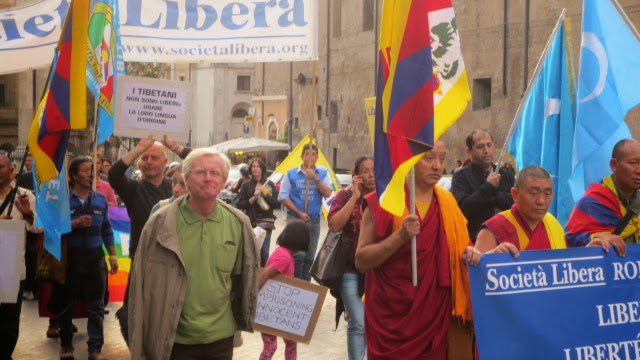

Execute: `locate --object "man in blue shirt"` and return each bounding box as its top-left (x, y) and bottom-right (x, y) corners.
top-left (278, 143), bottom-right (332, 280)
top-left (56, 156), bottom-right (118, 360)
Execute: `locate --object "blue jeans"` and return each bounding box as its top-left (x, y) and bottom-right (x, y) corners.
top-left (341, 273), bottom-right (365, 360)
top-left (260, 230), bottom-right (273, 267)
top-left (0, 280), bottom-right (24, 360)
top-left (291, 216), bottom-right (321, 281)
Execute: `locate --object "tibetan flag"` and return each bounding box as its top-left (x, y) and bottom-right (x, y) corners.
top-left (568, 0), bottom-right (640, 201)
top-left (104, 206), bottom-right (131, 302)
top-left (375, 0), bottom-right (434, 217)
top-left (86, 0), bottom-right (124, 144)
top-left (430, 0), bottom-right (471, 139)
top-left (28, 0), bottom-right (89, 184)
top-left (507, 12), bottom-right (577, 226)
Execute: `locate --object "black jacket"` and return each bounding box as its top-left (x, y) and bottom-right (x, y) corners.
top-left (450, 162), bottom-right (515, 243)
top-left (108, 159), bottom-right (172, 259)
top-left (237, 177), bottom-right (278, 226)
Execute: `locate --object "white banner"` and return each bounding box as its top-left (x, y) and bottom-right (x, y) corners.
top-left (0, 0), bottom-right (318, 74)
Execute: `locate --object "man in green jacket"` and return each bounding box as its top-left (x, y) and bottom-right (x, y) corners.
top-left (128, 147), bottom-right (260, 360)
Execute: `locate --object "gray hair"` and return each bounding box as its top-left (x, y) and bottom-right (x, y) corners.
top-left (514, 165), bottom-right (551, 189)
top-left (182, 147), bottom-right (231, 178)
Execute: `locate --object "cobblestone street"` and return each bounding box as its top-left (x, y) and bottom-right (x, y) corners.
top-left (13, 216), bottom-right (349, 360)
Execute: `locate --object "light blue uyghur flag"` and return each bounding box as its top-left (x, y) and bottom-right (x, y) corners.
top-left (568, 0), bottom-right (640, 201)
top-left (33, 163), bottom-right (71, 260)
top-left (507, 13), bottom-right (576, 226)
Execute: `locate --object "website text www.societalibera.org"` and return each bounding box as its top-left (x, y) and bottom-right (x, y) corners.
top-left (0, 0), bottom-right (319, 74)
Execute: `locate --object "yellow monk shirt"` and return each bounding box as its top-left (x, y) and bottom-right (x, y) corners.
top-left (416, 200), bottom-right (431, 219)
top-left (175, 196), bottom-right (244, 344)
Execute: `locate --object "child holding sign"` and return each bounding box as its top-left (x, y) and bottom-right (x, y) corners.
top-left (258, 220), bottom-right (310, 360)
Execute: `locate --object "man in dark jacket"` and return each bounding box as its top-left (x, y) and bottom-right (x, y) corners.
top-left (451, 129), bottom-right (515, 243)
top-left (108, 135), bottom-right (188, 260)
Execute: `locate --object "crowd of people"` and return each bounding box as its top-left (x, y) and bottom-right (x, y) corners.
top-left (0, 128), bottom-right (638, 360)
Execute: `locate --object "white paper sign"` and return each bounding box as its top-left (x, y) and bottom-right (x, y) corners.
top-left (256, 278), bottom-right (319, 337)
top-left (115, 75), bottom-right (193, 141)
top-left (0, 220), bottom-right (26, 303)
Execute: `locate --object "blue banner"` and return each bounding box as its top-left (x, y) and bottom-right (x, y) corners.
top-left (468, 246), bottom-right (640, 360)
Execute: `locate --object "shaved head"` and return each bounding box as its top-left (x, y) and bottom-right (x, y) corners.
top-left (612, 139), bottom-right (640, 160)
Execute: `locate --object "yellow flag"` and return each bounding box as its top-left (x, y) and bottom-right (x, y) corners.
top-left (274, 136), bottom-right (341, 219)
top-left (275, 136), bottom-right (340, 191)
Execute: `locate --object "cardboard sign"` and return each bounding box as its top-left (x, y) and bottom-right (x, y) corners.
top-left (0, 219), bottom-right (26, 303)
top-left (115, 75), bottom-right (193, 141)
top-left (254, 274), bottom-right (328, 344)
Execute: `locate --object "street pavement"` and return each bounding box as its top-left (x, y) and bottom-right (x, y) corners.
top-left (13, 212), bottom-right (349, 360)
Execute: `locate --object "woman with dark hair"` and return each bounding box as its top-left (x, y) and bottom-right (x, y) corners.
top-left (55, 156), bottom-right (118, 360)
top-left (238, 157), bottom-right (279, 266)
top-left (327, 155), bottom-right (374, 360)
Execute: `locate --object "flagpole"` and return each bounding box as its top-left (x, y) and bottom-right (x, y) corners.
top-left (409, 168), bottom-right (417, 286)
top-left (494, 9), bottom-right (567, 173)
top-left (611, 0), bottom-right (640, 43)
top-left (92, 101), bottom-right (99, 189)
top-left (304, 61), bottom-right (318, 214)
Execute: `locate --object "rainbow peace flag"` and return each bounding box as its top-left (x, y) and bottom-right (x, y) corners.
top-left (104, 206), bottom-right (131, 302)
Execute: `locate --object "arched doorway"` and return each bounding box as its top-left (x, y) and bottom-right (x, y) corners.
top-left (230, 106), bottom-right (250, 139)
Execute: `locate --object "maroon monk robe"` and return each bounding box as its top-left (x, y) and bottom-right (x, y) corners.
top-left (364, 191), bottom-right (451, 360)
top-left (482, 205), bottom-right (552, 251)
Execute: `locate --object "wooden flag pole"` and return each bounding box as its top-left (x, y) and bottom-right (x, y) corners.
top-left (409, 168), bottom-right (417, 286)
top-left (304, 62), bottom-right (318, 214)
top-left (91, 101), bottom-right (99, 190)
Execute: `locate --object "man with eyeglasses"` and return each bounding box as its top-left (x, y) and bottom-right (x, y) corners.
top-left (128, 148), bottom-right (259, 360)
top-left (0, 151), bottom-right (41, 359)
top-left (451, 129), bottom-right (515, 243)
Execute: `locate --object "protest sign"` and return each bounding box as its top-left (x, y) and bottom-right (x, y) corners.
top-left (0, 219), bottom-right (26, 303)
top-left (254, 273), bottom-right (327, 344)
top-left (468, 246), bottom-right (640, 360)
top-left (114, 75), bottom-right (192, 141)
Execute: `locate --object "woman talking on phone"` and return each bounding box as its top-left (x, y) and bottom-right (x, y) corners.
top-left (238, 157), bottom-right (279, 266)
top-left (327, 156), bottom-right (374, 360)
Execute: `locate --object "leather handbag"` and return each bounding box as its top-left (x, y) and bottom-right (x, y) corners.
top-left (310, 231), bottom-right (351, 289)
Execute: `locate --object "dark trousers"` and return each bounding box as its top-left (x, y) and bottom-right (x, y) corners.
top-left (24, 232), bottom-right (39, 295)
top-left (169, 336), bottom-right (234, 360)
top-left (58, 267), bottom-right (107, 354)
top-left (0, 280), bottom-right (24, 360)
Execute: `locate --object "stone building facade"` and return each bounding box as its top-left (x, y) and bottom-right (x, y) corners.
top-left (2, 0), bottom-right (640, 170)
top-left (259, 0), bottom-right (640, 170)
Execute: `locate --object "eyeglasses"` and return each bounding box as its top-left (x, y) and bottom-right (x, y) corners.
top-left (0, 150), bottom-right (8, 158)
